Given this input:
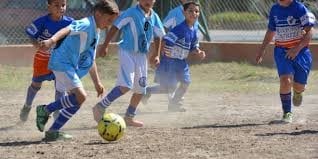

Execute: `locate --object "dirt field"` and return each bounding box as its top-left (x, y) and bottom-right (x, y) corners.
top-left (0, 89), bottom-right (317, 159)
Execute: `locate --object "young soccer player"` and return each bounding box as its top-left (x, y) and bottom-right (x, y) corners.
top-left (35, 0), bottom-right (119, 141)
top-left (143, 1), bottom-right (205, 112)
top-left (163, 0), bottom-right (199, 31)
top-left (93, 0), bottom-right (165, 127)
top-left (20, 0), bottom-right (73, 122)
top-left (256, 0), bottom-right (315, 123)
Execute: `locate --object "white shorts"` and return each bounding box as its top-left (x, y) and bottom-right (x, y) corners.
top-left (116, 48), bottom-right (147, 94)
top-left (53, 70), bottom-right (83, 92)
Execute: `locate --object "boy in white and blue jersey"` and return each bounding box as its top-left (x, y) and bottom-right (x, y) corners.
top-left (93, 0), bottom-right (165, 127)
top-left (144, 1), bottom-right (205, 112)
top-left (35, 0), bottom-right (119, 141)
top-left (256, 0), bottom-right (315, 123)
top-left (20, 0), bottom-right (73, 122)
top-left (163, 0), bottom-right (199, 31)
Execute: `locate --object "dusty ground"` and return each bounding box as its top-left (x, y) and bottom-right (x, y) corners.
top-left (0, 90), bottom-right (317, 159)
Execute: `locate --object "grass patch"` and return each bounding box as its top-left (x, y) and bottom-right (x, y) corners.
top-left (1, 57), bottom-right (318, 95)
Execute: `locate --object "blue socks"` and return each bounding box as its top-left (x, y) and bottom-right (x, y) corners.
top-left (25, 85), bottom-right (41, 106)
top-left (280, 92), bottom-right (291, 113)
top-left (99, 86), bottom-right (123, 108)
top-left (126, 105), bottom-right (137, 117)
top-left (49, 106), bottom-right (80, 131)
top-left (45, 94), bottom-right (79, 113)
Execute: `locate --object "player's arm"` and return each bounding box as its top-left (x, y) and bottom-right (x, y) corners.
top-left (97, 25), bottom-right (119, 57)
top-left (40, 27), bottom-right (71, 49)
top-left (256, 29), bottom-right (275, 64)
top-left (188, 48), bottom-right (206, 61)
top-left (149, 37), bottom-right (162, 68)
top-left (89, 61), bottom-right (105, 97)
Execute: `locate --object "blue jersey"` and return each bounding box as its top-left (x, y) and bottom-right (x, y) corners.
top-left (163, 5), bottom-right (199, 31)
top-left (49, 16), bottom-right (100, 78)
top-left (268, 0), bottom-right (315, 48)
top-left (26, 14), bottom-right (73, 41)
top-left (114, 4), bottom-right (165, 54)
top-left (163, 21), bottom-right (199, 60)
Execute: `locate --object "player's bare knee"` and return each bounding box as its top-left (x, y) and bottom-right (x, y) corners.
top-left (119, 86), bottom-right (130, 94)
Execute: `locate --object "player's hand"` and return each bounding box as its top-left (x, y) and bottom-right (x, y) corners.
top-left (256, 49), bottom-right (265, 64)
top-left (97, 44), bottom-right (108, 57)
top-left (285, 47), bottom-right (300, 60)
top-left (95, 82), bottom-right (105, 98)
top-left (39, 39), bottom-right (54, 50)
top-left (197, 50), bottom-right (206, 60)
top-left (163, 47), bottom-right (172, 57)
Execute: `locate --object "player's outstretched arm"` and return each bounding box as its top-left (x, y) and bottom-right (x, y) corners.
top-left (256, 29), bottom-right (275, 64)
top-left (40, 27), bottom-right (71, 49)
top-left (97, 25), bottom-right (119, 57)
top-left (89, 61), bottom-right (105, 97)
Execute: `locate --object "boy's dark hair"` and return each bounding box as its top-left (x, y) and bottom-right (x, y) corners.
top-left (183, 1), bottom-right (200, 11)
top-left (93, 0), bottom-right (119, 15)
top-left (47, 0), bottom-right (53, 4)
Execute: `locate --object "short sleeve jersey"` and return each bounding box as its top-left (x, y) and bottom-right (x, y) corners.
top-left (268, 0), bottom-right (315, 48)
top-left (113, 4), bottom-right (165, 54)
top-left (163, 21), bottom-right (199, 60)
top-left (26, 14), bottom-right (73, 42)
top-left (48, 16), bottom-right (100, 78)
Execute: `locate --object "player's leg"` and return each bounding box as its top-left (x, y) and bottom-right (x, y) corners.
top-left (36, 70), bottom-right (84, 133)
top-left (125, 52), bottom-right (148, 127)
top-left (274, 47), bottom-right (293, 123)
top-left (93, 48), bottom-right (133, 122)
top-left (292, 48), bottom-right (312, 107)
top-left (169, 60), bottom-right (190, 112)
top-left (20, 81), bottom-right (42, 122)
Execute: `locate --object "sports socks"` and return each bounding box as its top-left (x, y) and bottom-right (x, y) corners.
top-left (55, 90), bottom-right (66, 100)
top-left (99, 86), bottom-right (123, 109)
top-left (280, 92), bottom-right (291, 113)
top-left (25, 84), bottom-right (41, 106)
top-left (45, 94), bottom-right (79, 113)
top-left (125, 105), bottom-right (137, 117)
top-left (49, 106), bottom-right (80, 131)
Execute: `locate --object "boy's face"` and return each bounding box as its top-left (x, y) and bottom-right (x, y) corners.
top-left (139, 0), bottom-right (156, 12)
top-left (96, 12), bottom-right (118, 29)
top-left (277, 0), bottom-right (293, 7)
top-left (48, 0), bottom-right (67, 19)
top-left (183, 4), bottom-right (200, 25)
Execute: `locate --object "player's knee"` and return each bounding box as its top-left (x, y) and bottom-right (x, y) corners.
top-left (280, 76), bottom-right (292, 88)
top-left (75, 91), bottom-right (87, 106)
top-left (31, 82), bottom-right (42, 90)
top-left (119, 86), bottom-right (130, 94)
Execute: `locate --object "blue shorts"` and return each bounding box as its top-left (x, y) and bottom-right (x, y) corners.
top-left (274, 47), bottom-right (312, 84)
top-left (154, 57), bottom-right (191, 88)
top-left (32, 72), bottom-right (55, 83)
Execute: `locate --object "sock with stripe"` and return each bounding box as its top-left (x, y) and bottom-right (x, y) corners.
top-left (49, 106), bottom-right (80, 131)
top-left (99, 86), bottom-right (123, 109)
top-left (25, 84), bottom-right (41, 107)
top-left (45, 94), bottom-right (79, 113)
top-left (280, 92), bottom-right (291, 113)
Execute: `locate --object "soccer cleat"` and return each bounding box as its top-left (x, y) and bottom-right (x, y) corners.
top-left (141, 93), bottom-right (151, 105)
top-left (44, 131), bottom-right (73, 141)
top-left (168, 102), bottom-right (186, 112)
top-left (36, 105), bottom-right (50, 132)
top-left (124, 116), bottom-right (144, 127)
top-left (293, 91), bottom-right (303, 107)
top-left (19, 104), bottom-right (31, 122)
top-left (92, 103), bottom-right (105, 123)
top-left (282, 112), bottom-right (293, 123)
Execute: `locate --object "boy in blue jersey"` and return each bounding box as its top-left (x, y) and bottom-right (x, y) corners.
top-left (143, 1), bottom-right (205, 112)
top-left (35, 0), bottom-right (119, 141)
top-left (163, 0), bottom-right (199, 31)
top-left (20, 0), bottom-right (73, 122)
top-left (93, 0), bottom-right (165, 127)
top-left (256, 0), bottom-right (315, 123)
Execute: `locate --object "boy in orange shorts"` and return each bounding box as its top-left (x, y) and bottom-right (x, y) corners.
top-left (20, 0), bottom-right (73, 122)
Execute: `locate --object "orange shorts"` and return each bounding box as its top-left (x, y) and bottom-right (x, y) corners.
top-left (33, 50), bottom-right (52, 77)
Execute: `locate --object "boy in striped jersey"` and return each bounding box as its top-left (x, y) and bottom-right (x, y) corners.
top-left (256, 0), bottom-right (315, 123)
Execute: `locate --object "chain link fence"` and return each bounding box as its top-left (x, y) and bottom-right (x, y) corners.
top-left (0, 0), bottom-right (317, 45)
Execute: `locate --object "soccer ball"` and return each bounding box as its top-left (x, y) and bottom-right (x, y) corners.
top-left (97, 113), bottom-right (126, 141)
